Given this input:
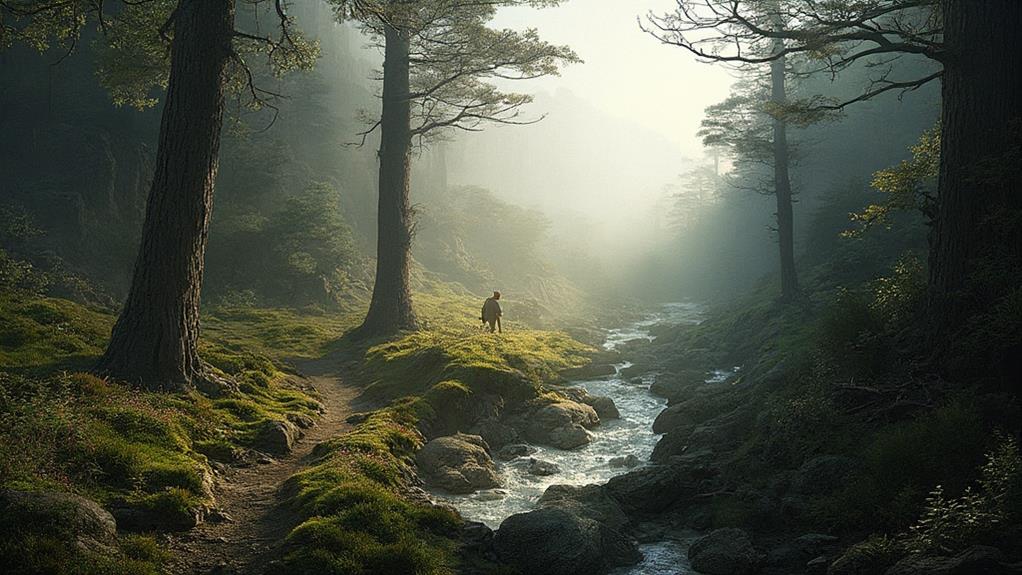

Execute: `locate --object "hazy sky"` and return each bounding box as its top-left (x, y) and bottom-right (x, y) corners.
top-left (492, 0), bottom-right (734, 159)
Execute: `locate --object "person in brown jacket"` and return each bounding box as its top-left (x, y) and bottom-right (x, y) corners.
top-left (480, 291), bottom-right (502, 333)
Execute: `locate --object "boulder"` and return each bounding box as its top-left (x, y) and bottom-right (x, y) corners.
top-left (539, 484), bottom-right (630, 531)
top-left (884, 546), bottom-right (1006, 575)
top-left (416, 433), bottom-right (501, 494)
top-left (650, 370), bottom-right (706, 402)
top-left (652, 401), bottom-right (698, 434)
top-left (688, 528), bottom-right (763, 575)
top-left (111, 503), bottom-right (203, 532)
top-left (496, 443), bottom-right (536, 461)
top-left (604, 460), bottom-right (712, 512)
top-left (650, 428), bottom-right (696, 462)
top-left (0, 490), bottom-right (119, 554)
top-left (527, 459), bottom-right (561, 476)
top-left (609, 454), bottom-right (641, 468)
top-left (469, 418), bottom-right (520, 450)
top-left (525, 401), bottom-right (599, 450)
top-left (560, 388), bottom-right (621, 420)
top-left (586, 395), bottom-right (621, 420)
top-left (494, 507), bottom-right (639, 575)
top-left (252, 419), bottom-right (301, 455)
top-left (561, 363), bottom-right (617, 380)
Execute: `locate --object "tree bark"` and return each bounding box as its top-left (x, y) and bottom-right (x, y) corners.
top-left (929, 0), bottom-right (1022, 343)
top-left (358, 22), bottom-right (418, 337)
top-left (771, 44), bottom-right (798, 302)
top-left (96, 0), bottom-right (234, 391)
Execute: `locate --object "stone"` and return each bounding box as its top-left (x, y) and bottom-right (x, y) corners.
top-left (469, 418), bottom-right (520, 450)
top-left (539, 484), bottom-right (630, 531)
top-left (525, 401), bottom-right (599, 450)
top-left (416, 433), bottom-right (501, 494)
top-left (609, 454), bottom-right (641, 468)
top-left (559, 388), bottom-right (621, 420)
top-left (688, 528), bottom-right (763, 575)
top-left (252, 419), bottom-right (301, 456)
top-left (527, 458), bottom-right (561, 476)
top-left (494, 507), bottom-right (639, 575)
top-left (586, 395), bottom-right (621, 420)
top-left (496, 443), bottom-right (536, 461)
top-left (649, 370), bottom-right (706, 402)
top-left (561, 363), bottom-right (617, 379)
top-left (883, 546), bottom-right (1005, 575)
top-left (604, 460), bottom-right (710, 512)
top-left (0, 489), bottom-right (119, 554)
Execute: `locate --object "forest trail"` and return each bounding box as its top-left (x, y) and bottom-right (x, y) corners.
top-left (164, 358), bottom-right (365, 575)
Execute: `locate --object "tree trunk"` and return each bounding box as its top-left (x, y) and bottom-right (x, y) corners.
top-left (771, 45), bottom-right (799, 301)
top-left (929, 1), bottom-right (1022, 348)
top-left (96, 0), bottom-right (234, 391)
top-left (358, 22), bottom-right (418, 337)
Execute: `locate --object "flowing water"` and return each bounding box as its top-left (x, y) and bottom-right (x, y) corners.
top-left (432, 303), bottom-right (708, 535)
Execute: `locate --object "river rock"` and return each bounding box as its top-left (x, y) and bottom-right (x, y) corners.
top-left (539, 483), bottom-right (630, 531)
top-left (525, 401), bottom-right (598, 450)
top-left (884, 546), bottom-right (1005, 575)
top-left (652, 399), bottom-right (705, 434)
top-left (252, 419), bottom-right (301, 455)
top-left (650, 369), bottom-right (706, 402)
top-left (416, 433), bottom-right (501, 494)
top-left (560, 388), bottom-right (621, 420)
top-left (604, 459), bottom-right (712, 512)
top-left (527, 458), bottom-right (561, 476)
top-left (496, 443), bottom-right (536, 461)
top-left (494, 507), bottom-right (639, 575)
top-left (561, 363), bottom-right (617, 379)
top-left (0, 489), bottom-right (119, 554)
top-left (609, 454), bottom-right (641, 468)
top-left (688, 528), bottom-right (763, 575)
top-left (469, 418), bottom-right (520, 450)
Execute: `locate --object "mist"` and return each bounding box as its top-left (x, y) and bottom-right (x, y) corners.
top-left (2, 2), bottom-right (1019, 575)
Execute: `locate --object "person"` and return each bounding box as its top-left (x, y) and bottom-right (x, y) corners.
top-left (480, 291), bottom-right (502, 333)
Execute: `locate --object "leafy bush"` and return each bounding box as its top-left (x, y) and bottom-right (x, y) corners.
top-left (906, 434), bottom-right (1022, 554)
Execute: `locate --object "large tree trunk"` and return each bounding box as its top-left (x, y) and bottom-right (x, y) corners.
top-left (96, 0), bottom-right (234, 391)
top-left (929, 0), bottom-right (1022, 360)
top-left (358, 22), bottom-right (418, 337)
top-left (771, 46), bottom-right (798, 302)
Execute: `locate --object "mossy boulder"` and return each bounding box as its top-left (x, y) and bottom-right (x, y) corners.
top-left (0, 489), bottom-right (118, 555)
top-left (251, 418), bottom-right (302, 455)
top-left (494, 507), bottom-right (638, 575)
top-left (416, 433), bottom-right (501, 494)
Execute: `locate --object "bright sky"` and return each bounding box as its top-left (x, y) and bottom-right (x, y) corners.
top-left (492, 0), bottom-right (734, 158)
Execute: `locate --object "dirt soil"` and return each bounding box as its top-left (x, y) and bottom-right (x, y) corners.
top-left (164, 358), bottom-right (367, 575)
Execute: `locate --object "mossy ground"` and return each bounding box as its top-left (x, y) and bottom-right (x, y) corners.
top-left (1, 282), bottom-right (597, 574)
top-left (0, 290), bottom-right (356, 574)
top-left (278, 286), bottom-right (593, 574)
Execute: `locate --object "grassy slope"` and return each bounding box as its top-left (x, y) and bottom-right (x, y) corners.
top-left (0, 291), bottom-right (354, 574)
top-left (643, 251), bottom-right (1021, 566)
top-left (279, 286), bottom-right (592, 575)
top-left (0, 282), bottom-right (597, 574)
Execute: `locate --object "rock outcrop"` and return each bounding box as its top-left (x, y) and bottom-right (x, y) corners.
top-left (493, 507), bottom-right (639, 575)
top-left (688, 528), bottom-right (763, 575)
top-left (416, 433), bottom-right (501, 494)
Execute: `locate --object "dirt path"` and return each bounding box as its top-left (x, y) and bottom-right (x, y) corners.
top-left (164, 358), bottom-right (365, 575)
